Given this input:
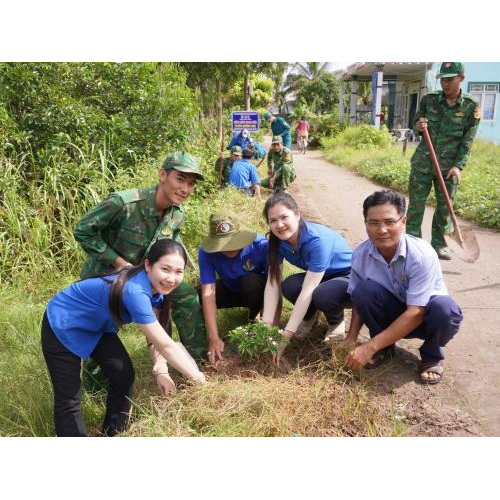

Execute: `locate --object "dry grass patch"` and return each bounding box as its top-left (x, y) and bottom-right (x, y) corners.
top-left (126, 361), bottom-right (397, 437)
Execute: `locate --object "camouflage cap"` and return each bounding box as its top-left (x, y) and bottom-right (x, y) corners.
top-left (263, 111), bottom-right (272, 121)
top-left (162, 151), bottom-right (204, 180)
top-left (271, 135), bottom-right (283, 144)
top-left (230, 145), bottom-right (243, 156)
top-left (436, 62), bottom-right (464, 79)
top-left (201, 210), bottom-right (257, 253)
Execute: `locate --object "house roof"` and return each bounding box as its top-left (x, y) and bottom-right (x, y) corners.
top-left (337, 62), bottom-right (433, 81)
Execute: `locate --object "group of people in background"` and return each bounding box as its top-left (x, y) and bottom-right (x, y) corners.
top-left (42, 63), bottom-right (474, 435)
top-left (217, 111), bottom-right (299, 196)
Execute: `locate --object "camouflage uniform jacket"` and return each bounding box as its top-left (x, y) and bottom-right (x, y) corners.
top-left (411, 90), bottom-right (480, 173)
top-left (75, 185), bottom-right (184, 279)
top-left (214, 156), bottom-right (234, 185)
top-left (267, 147), bottom-right (293, 173)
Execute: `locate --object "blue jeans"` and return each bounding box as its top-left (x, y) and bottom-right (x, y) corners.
top-left (351, 279), bottom-right (463, 362)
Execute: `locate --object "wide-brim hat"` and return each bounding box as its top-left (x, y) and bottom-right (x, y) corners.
top-left (201, 210), bottom-right (257, 253)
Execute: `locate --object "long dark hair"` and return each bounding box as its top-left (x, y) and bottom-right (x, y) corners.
top-left (107, 239), bottom-right (187, 331)
top-left (263, 192), bottom-right (305, 286)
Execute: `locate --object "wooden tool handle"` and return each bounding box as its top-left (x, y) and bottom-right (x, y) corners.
top-left (421, 127), bottom-right (463, 244)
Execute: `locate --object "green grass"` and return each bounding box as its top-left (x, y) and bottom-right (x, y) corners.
top-left (322, 138), bottom-right (500, 229)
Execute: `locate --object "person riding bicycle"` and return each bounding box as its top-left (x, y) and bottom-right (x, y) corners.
top-left (296, 116), bottom-right (310, 154)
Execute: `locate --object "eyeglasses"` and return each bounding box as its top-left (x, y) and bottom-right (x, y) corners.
top-left (365, 215), bottom-right (404, 228)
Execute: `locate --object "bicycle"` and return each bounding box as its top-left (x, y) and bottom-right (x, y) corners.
top-left (298, 134), bottom-right (308, 154)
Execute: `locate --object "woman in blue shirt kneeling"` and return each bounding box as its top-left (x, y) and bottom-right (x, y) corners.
top-left (197, 210), bottom-right (268, 365)
top-left (41, 239), bottom-right (206, 437)
top-left (261, 192), bottom-right (353, 364)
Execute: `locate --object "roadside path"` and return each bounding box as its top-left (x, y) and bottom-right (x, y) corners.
top-left (288, 146), bottom-right (500, 436)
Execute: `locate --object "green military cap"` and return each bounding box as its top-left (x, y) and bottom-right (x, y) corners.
top-left (263, 111), bottom-right (272, 121)
top-left (201, 210), bottom-right (257, 253)
top-left (436, 62), bottom-right (464, 78)
top-left (162, 151), bottom-right (204, 180)
top-left (271, 135), bottom-right (283, 144)
top-left (230, 145), bottom-right (243, 156)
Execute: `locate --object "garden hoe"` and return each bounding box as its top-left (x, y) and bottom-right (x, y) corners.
top-left (421, 127), bottom-right (480, 263)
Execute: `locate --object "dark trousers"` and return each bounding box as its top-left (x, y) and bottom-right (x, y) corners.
top-left (281, 270), bottom-right (351, 325)
top-left (198, 273), bottom-right (266, 320)
top-left (41, 312), bottom-right (135, 437)
top-left (350, 279), bottom-right (463, 362)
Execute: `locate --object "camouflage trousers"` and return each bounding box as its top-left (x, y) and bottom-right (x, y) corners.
top-left (261, 164), bottom-right (296, 192)
top-left (406, 167), bottom-right (457, 250)
top-left (82, 281), bottom-right (207, 391)
top-left (170, 281), bottom-right (208, 360)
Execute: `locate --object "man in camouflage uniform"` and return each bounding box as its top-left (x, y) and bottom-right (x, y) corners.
top-left (261, 135), bottom-right (296, 192)
top-left (407, 62), bottom-right (480, 260)
top-left (215, 145), bottom-right (242, 186)
top-left (263, 111), bottom-right (292, 149)
top-left (74, 151), bottom-right (209, 362)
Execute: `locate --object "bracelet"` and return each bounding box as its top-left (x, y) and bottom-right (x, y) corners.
top-left (154, 371), bottom-right (169, 376)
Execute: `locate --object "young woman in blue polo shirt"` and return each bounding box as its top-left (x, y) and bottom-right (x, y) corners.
top-left (41, 239), bottom-right (206, 437)
top-left (197, 210), bottom-right (269, 365)
top-left (261, 192), bottom-right (353, 364)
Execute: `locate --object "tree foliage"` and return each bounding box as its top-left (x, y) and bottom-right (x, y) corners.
top-left (295, 72), bottom-right (339, 114)
top-left (0, 63), bottom-right (201, 168)
top-left (228, 74), bottom-right (274, 110)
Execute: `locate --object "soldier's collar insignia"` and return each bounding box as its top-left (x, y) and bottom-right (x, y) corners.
top-left (162, 227), bottom-right (173, 236)
top-left (455, 112), bottom-right (465, 117)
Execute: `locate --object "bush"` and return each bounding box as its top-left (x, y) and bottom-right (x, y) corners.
top-left (227, 323), bottom-right (283, 360)
top-left (323, 124), bottom-right (394, 150)
top-left (0, 62), bottom-right (200, 169)
top-left (311, 113), bottom-right (348, 146)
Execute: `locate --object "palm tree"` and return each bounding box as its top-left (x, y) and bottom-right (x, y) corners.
top-left (267, 62), bottom-right (292, 114)
top-left (282, 62), bottom-right (332, 110)
top-left (292, 62), bottom-right (331, 81)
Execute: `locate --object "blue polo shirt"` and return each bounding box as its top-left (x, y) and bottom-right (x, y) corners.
top-left (278, 221), bottom-right (352, 274)
top-left (347, 234), bottom-right (448, 306)
top-left (228, 159), bottom-right (261, 189)
top-left (198, 234), bottom-right (268, 291)
top-left (46, 269), bottom-right (163, 360)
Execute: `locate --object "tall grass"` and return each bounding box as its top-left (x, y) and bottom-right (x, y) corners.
top-left (0, 137), bottom-right (219, 288)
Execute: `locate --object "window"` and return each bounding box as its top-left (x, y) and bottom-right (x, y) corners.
top-left (469, 83), bottom-right (499, 121)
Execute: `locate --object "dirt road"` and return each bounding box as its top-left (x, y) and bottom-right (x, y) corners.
top-left (288, 146), bottom-right (500, 436)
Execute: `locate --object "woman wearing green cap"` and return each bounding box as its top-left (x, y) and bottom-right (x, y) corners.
top-left (197, 210), bottom-right (269, 364)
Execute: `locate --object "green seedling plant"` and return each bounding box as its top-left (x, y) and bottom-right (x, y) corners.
top-left (227, 322), bottom-right (283, 360)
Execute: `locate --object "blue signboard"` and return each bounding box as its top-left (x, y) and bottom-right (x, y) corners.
top-left (232, 111), bottom-right (260, 132)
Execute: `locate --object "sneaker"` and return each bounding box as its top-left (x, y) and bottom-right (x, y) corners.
top-left (436, 247), bottom-right (452, 260)
top-left (294, 311), bottom-right (320, 340)
top-left (323, 320), bottom-right (346, 344)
